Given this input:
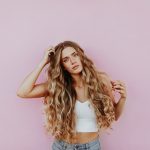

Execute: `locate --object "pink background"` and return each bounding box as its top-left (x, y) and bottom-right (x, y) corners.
top-left (0, 0), bottom-right (150, 149)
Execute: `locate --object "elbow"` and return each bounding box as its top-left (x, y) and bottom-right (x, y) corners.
top-left (16, 91), bottom-right (26, 98)
top-left (16, 90), bottom-right (20, 97)
top-left (114, 107), bottom-right (119, 121)
top-left (115, 113), bottom-right (122, 121)
top-left (114, 112), bottom-right (119, 121)
top-left (115, 116), bottom-right (119, 121)
top-left (17, 92), bottom-right (23, 98)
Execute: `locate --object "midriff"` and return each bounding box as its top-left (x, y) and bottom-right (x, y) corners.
top-left (64, 132), bottom-right (99, 144)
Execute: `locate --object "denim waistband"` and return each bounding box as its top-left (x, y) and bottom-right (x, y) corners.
top-left (54, 136), bottom-right (100, 149)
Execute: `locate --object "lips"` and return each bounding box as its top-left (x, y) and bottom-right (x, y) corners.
top-left (72, 65), bottom-right (79, 69)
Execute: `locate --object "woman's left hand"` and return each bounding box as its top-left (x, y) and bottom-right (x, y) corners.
top-left (111, 80), bottom-right (127, 99)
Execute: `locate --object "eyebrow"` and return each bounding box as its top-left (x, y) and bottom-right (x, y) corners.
top-left (62, 51), bottom-right (77, 60)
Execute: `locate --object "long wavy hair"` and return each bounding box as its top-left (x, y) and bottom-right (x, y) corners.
top-left (42, 41), bottom-right (115, 143)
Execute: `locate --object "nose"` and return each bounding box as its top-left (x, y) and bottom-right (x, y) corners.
top-left (70, 57), bottom-right (76, 64)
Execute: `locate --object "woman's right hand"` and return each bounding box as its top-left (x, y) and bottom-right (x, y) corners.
top-left (41, 45), bottom-right (55, 65)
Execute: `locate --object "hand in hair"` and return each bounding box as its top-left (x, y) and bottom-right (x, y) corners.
top-left (111, 80), bottom-right (127, 99)
top-left (41, 45), bottom-right (55, 65)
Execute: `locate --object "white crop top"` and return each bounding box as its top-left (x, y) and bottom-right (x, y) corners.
top-left (74, 100), bottom-right (98, 132)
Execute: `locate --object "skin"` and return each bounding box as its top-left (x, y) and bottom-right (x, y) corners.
top-left (61, 46), bottom-right (84, 87)
top-left (61, 47), bottom-right (100, 143)
top-left (61, 47), bottom-right (127, 144)
top-left (17, 46), bottom-right (127, 144)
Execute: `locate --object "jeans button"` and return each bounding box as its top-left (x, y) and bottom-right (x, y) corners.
top-left (74, 144), bottom-right (78, 150)
top-left (64, 145), bottom-right (67, 149)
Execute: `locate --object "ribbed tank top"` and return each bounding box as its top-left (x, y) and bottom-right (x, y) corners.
top-left (74, 100), bottom-right (98, 132)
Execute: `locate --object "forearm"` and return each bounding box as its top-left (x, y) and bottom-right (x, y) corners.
top-left (17, 61), bottom-right (46, 96)
top-left (114, 97), bottom-right (126, 121)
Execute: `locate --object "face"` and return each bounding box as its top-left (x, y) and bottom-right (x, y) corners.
top-left (61, 47), bottom-right (83, 74)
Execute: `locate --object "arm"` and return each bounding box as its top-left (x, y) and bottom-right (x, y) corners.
top-left (17, 61), bottom-right (49, 98)
top-left (16, 46), bottom-right (55, 98)
top-left (100, 73), bottom-right (127, 121)
top-left (111, 80), bottom-right (127, 121)
top-left (114, 97), bottom-right (126, 121)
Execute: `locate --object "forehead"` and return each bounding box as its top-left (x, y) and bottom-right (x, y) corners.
top-left (61, 47), bottom-right (77, 59)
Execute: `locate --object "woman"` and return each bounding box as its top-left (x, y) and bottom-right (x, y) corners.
top-left (17, 41), bottom-right (127, 150)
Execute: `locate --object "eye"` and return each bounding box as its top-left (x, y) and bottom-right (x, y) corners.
top-left (63, 58), bottom-right (68, 63)
top-left (73, 53), bottom-right (78, 57)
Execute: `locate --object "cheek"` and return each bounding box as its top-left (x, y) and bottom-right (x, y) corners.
top-left (78, 57), bottom-right (82, 64)
top-left (63, 63), bottom-right (70, 70)
top-left (78, 59), bottom-right (82, 66)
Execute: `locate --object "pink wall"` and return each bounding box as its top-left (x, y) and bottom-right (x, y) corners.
top-left (0, 0), bottom-right (149, 149)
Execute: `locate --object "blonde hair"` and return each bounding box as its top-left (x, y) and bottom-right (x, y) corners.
top-left (42, 41), bottom-right (115, 143)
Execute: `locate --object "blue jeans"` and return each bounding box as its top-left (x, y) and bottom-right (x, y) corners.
top-left (52, 136), bottom-right (101, 150)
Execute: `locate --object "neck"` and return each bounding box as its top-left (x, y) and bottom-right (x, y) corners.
top-left (71, 74), bottom-right (84, 87)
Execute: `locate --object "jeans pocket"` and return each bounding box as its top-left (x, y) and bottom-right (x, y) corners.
top-left (89, 141), bottom-right (101, 150)
top-left (52, 140), bottom-right (64, 150)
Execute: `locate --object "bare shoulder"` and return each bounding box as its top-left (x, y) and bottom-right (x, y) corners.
top-left (97, 71), bottom-right (111, 80)
top-left (97, 71), bottom-right (116, 105)
top-left (97, 71), bottom-right (112, 88)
